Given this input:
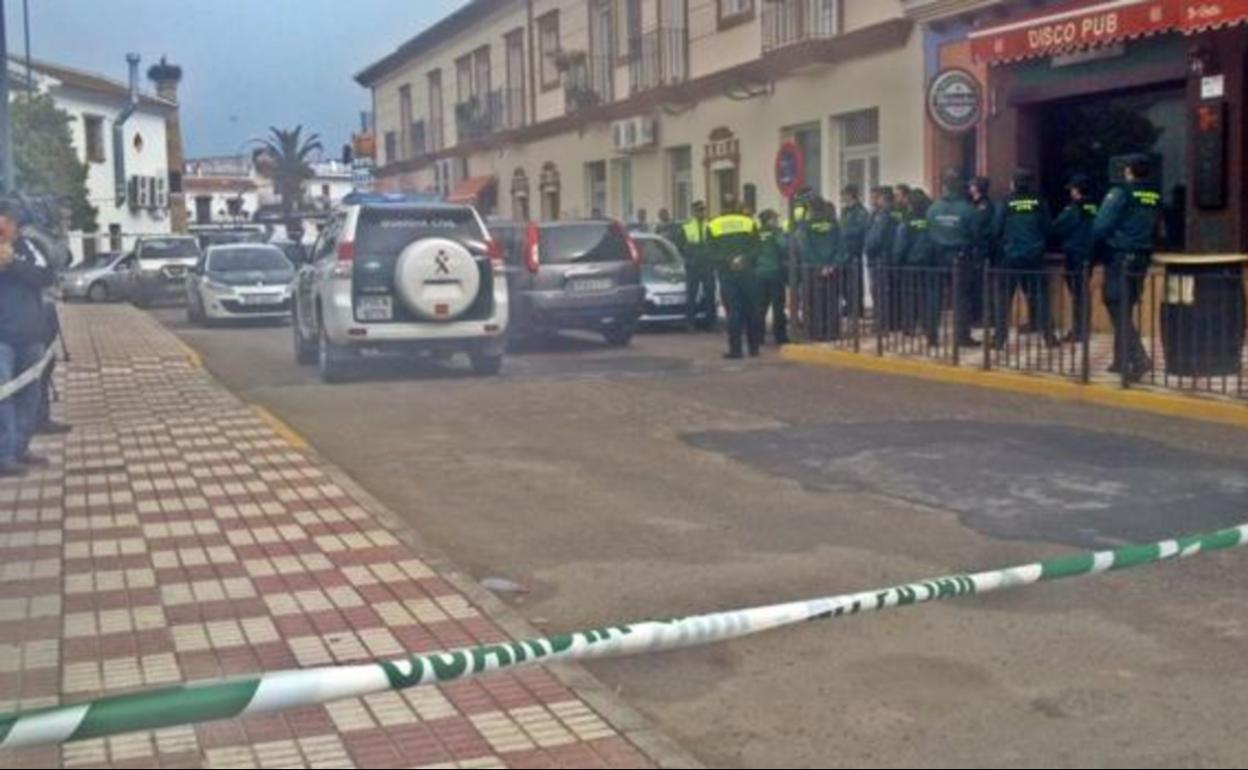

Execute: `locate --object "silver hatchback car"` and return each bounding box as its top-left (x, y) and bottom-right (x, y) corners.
top-left (185, 244), bottom-right (295, 325)
top-left (59, 252), bottom-right (133, 302)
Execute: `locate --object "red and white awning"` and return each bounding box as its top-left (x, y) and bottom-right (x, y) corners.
top-left (970, 0), bottom-right (1248, 65)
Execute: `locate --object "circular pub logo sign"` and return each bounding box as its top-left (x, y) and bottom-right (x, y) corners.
top-left (928, 68), bottom-right (982, 134)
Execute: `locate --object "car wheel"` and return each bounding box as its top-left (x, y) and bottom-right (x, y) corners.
top-left (292, 304), bottom-right (317, 365)
top-left (87, 282), bottom-right (109, 303)
top-left (317, 317), bottom-right (348, 384)
top-left (469, 351), bottom-right (503, 376)
top-left (603, 324), bottom-right (634, 347)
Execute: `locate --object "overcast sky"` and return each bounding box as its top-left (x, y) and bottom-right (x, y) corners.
top-left (9, 0), bottom-right (466, 158)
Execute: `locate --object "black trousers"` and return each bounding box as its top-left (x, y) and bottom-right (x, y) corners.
top-left (1103, 253), bottom-right (1149, 367)
top-left (758, 276), bottom-right (788, 344)
top-left (993, 268), bottom-right (1051, 347)
top-left (806, 268), bottom-right (844, 341)
top-left (722, 277), bottom-right (762, 355)
top-left (1064, 262), bottom-right (1090, 340)
top-left (686, 264), bottom-right (718, 329)
top-left (954, 254), bottom-right (980, 341)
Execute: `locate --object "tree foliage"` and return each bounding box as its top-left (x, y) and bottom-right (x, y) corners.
top-left (255, 125), bottom-right (322, 216)
top-left (12, 94), bottom-right (96, 231)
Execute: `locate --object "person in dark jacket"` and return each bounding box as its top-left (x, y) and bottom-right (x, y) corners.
top-left (1050, 174), bottom-right (1098, 343)
top-left (755, 209), bottom-right (788, 346)
top-left (0, 202), bottom-right (54, 476)
top-left (707, 201), bottom-right (763, 359)
top-left (893, 189), bottom-right (935, 341)
top-left (864, 187), bottom-right (896, 329)
top-left (927, 171), bottom-right (976, 344)
top-left (991, 168), bottom-right (1054, 350)
top-left (1094, 154), bottom-right (1160, 381)
top-left (679, 201), bottom-right (716, 331)
top-left (840, 185), bottom-right (869, 317)
top-left (967, 176), bottom-right (996, 329)
top-left (797, 197), bottom-right (843, 340)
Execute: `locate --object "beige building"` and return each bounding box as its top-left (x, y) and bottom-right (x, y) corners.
top-left (357, 0), bottom-right (925, 222)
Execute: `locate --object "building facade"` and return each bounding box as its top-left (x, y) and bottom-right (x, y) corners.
top-left (14, 57), bottom-right (177, 262)
top-left (358, 0), bottom-right (927, 222)
top-left (906, 0), bottom-right (1248, 256)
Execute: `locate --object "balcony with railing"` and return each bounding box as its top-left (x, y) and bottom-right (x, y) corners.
top-left (629, 27), bottom-right (689, 94)
top-left (454, 91), bottom-right (504, 141)
top-left (563, 53), bottom-right (614, 113)
top-left (762, 0), bottom-right (841, 53)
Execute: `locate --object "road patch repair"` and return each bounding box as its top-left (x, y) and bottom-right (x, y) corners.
top-left (3, 520), bottom-right (1247, 749)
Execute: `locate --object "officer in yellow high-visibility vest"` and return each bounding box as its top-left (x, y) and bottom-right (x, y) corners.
top-left (706, 198), bottom-right (763, 359)
top-left (677, 200), bottom-right (716, 331)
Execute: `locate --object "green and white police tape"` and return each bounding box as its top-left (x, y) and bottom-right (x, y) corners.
top-left (2, 522), bottom-right (1246, 750)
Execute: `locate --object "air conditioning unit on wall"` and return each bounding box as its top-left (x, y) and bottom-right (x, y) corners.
top-left (611, 116), bottom-right (658, 154)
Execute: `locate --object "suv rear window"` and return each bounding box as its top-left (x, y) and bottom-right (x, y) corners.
top-left (139, 238), bottom-right (200, 260)
top-left (538, 223), bottom-right (630, 265)
top-left (356, 207), bottom-right (482, 255)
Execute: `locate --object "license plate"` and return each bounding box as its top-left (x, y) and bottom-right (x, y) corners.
top-left (655, 294), bottom-right (684, 306)
top-left (569, 278), bottom-right (612, 292)
top-left (241, 294), bottom-right (282, 306)
top-left (357, 296), bottom-right (393, 321)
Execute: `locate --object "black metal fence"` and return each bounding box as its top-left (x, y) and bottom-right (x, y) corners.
top-left (792, 260), bottom-right (1248, 400)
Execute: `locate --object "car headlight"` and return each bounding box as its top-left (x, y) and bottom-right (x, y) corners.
top-left (203, 279), bottom-right (233, 294)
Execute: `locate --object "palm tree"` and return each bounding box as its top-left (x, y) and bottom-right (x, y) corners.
top-left (254, 125), bottom-right (323, 216)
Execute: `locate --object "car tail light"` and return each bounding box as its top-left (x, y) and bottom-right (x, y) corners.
top-left (612, 222), bottom-right (641, 267)
top-left (485, 238), bottom-right (504, 267)
top-left (336, 241), bottom-right (356, 263)
top-left (525, 223), bottom-right (540, 274)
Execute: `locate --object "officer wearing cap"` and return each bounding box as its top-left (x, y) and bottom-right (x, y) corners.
top-left (707, 197), bottom-right (763, 358)
top-left (797, 196), bottom-right (842, 339)
top-left (679, 200), bottom-right (716, 331)
top-left (992, 168), bottom-right (1054, 350)
top-left (1051, 174), bottom-right (1098, 343)
top-left (755, 209), bottom-right (788, 346)
top-left (1094, 154), bottom-right (1159, 381)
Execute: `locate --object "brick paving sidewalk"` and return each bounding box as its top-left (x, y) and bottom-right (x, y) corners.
top-left (0, 304), bottom-right (682, 769)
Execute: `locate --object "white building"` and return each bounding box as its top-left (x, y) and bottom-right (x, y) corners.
top-left (357, 0), bottom-right (926, 222)
top-left (13, 57), bottom-right (176, 262)
top-left (185, 155), bottom-right (355, 227)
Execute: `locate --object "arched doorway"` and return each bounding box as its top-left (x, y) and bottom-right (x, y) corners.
top-left (703, 126), bottom-right (740, 215)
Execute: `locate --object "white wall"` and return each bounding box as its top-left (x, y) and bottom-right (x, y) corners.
top-left (56, 87), bottom-right (173, 261)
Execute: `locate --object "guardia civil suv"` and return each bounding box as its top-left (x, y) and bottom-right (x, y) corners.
top-left (291, 194), bottom-right (509, 383)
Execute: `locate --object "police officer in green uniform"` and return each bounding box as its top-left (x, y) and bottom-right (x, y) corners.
top-left (1094, 154), bottom-right (1159, 381)
top-left (864, 187), bottom-right (897, 330)
top-left (840, 185), bottom-right (869, 317)
top-left (707, 200), bottom-right (763, 358)
top-left (755, 209), bottom-right (788, 346)
top-left (926, 171), bottom-right (976, 343)
top-left (1050, 174), bottom-right (1098, 343)
top-left (898, 189), bottom-right (938, 344)
top-left (797, 197), bottom-right (843, 340)
top-left (967, 176), bottom-right (996, 332)
top-left (678, 201), bottom-right (716, 331)
top-left (991, 168), bottom-right (1054, 349)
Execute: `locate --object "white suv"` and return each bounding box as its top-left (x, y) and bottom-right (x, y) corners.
top-left (291, 197), bottom-right (509, 383)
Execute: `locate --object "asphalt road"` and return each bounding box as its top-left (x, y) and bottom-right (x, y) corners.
top-left (151, 307), bottom-right (1248, 769)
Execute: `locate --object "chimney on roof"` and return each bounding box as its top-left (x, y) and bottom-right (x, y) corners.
top-left (148, 56), bottom-right (188, 232)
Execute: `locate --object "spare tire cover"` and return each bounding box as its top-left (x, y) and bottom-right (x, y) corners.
top-left (394, 238), bottom-right (481, 321)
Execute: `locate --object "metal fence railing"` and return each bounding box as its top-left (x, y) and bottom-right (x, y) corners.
top-left (792, 259), bottom-right (1248, 401)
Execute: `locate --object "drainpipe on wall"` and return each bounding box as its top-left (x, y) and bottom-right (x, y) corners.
top-left (112, 53), bottom-right (140, 207)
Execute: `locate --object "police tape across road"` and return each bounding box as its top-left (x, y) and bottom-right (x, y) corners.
top-left (0, 347), bottom-right (54, 403)
top-left (2, 522), bottom-right (1246, 750)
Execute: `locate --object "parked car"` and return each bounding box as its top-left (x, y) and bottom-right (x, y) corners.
top-left (495, 219), bottom-right (644, 346)
top-left (632, 233), bottom-right (693, 326)
top-left (58, 252), bottom-right (133, 302)
top-left (291, 196), bottom-right (508, 383)
top-left (185, 244), bottom-right (295, 325)
top-left (128, 236), bottom-right (203, 307)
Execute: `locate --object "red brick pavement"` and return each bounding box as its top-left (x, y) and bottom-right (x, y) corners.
top-left (0, 305), bottom-right (668, 770)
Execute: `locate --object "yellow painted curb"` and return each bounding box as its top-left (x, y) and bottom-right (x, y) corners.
top-left (780, 344), bottom-right (1248, 430)
top-left (171, 337), bottom-right (203, 370)
top-left (252, 405), bottom-right (310, 451)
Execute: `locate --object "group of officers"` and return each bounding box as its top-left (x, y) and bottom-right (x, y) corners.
top-left (664, 154), bottom-right (1159, 379)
